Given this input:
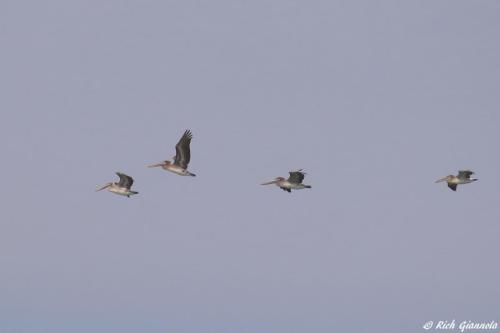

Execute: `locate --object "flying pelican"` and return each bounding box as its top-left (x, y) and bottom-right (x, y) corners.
top-left (435, 170), bottom-right (478, 191)
top-left (261, 169), bottom-right (311, 193)
top-left (96, 172), bottom-right (139, 197)
top-left (148, 130), bottom-right (196, 176)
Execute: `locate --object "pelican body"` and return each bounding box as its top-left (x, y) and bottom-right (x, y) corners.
top-left (96, 172), bottom-right (138, 198)
top-left (262, 169), bottom-right (311, 193)
top-left (435, 170), bottom-right (477, 191)
top-left (148, 130), bottom-right (196, 176)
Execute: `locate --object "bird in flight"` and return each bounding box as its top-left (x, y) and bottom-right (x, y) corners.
top-left (261, 169), bottom-right (311, 193)
top-left (148, 130), bottom-right (196, 177)
top-left (96, 172), bottom-right (139, 197)
top-left (435, 170), bottom-right (477, 191)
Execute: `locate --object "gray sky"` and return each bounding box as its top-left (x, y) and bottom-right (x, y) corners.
top-left (1, 1), bottom-right (500, 332)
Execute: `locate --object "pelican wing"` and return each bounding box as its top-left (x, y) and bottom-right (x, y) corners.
top-left (116, 172), bottom-right (134, 189)
top-left (174, 130), bottom-right (192, 169)
top-left (458, 170), bottom-right (474, 180)
top-left (288, 170), bottom-right (305, 184)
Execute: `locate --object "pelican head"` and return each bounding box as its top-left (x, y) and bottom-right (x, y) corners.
top-left (261, 177), bottom-right (285, 185)
top-left (148, 160), bottom-right (171, 168)
top-left (435, 175), bottom-right (453, 183)
top-left (96, 182), bottom-right (112, 191)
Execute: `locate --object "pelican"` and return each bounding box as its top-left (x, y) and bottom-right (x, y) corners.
top-left (261, 169), bottom-right (311, 193)
top-left (435, 170), bottom-right (478, 191)
top-left (148, 130), bottom-right (196, 176)
top-left (96, 172), bottom-right (139, 197)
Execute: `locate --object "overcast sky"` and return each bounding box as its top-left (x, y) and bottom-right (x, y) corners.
top-left (1, 1), bottom-right (500, 332)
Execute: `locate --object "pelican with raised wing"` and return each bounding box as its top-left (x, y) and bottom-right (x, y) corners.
top-left (435, 170), bottom-right (477, 191)
top-left (261, 169), bottom-right (311, 193)
top-left (96, 172), bottom-right (139, 197)
top-left (148, 130), bottom-right (196, 176)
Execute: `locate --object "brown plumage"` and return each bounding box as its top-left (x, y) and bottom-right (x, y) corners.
top-left (148, 130), bottom-right (196, 176)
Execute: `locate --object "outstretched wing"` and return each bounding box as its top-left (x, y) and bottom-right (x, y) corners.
top-left (116, 172), bottom-right (134, 189)
top-left (458, 170), bottom-right (474, 180)
top-left (174, 130), bottom-right (192, 169)
top-left (287, 169), bottom-right (305, 184)
top-left (448, 183), bottom-right (457, 191)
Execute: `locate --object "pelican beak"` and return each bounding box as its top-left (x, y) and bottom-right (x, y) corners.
top-left (96, 183), bottom-right (111, 191)
top-left (261, 180), bottom-right (277, 185)
top-left (435, 177), bottom-right (448, 183)
top-left (147, 162), bottom-right (164, 168)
